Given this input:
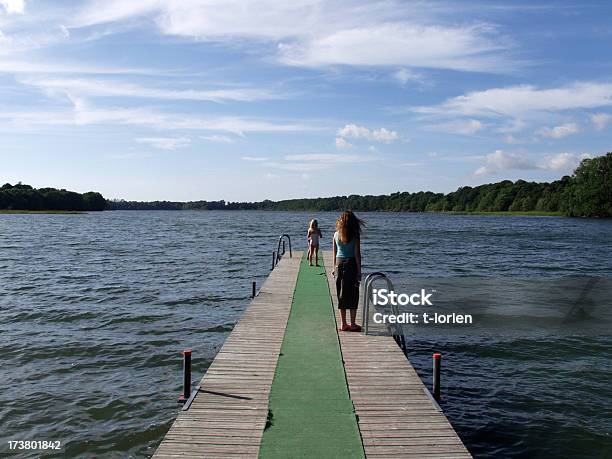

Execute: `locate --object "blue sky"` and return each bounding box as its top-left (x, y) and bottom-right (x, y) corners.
top-left (1, 0), bottom-right (611, 201)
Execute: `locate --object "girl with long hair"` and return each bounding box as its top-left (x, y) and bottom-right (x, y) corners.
top-left (333, 210), bottom-right (364, 331)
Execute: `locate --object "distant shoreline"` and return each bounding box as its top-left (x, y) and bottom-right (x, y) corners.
top-left (438, 210), bottom-right (564, 217)
top-left (0, 210), bottom-right (84, 214)
top-left (103, 208), bottom-right (567, 217)
top-left (0, 209), bottom-right (574, 217)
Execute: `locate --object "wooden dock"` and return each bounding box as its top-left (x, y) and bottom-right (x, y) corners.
top-left (153, 251), bottom-right (471, 458)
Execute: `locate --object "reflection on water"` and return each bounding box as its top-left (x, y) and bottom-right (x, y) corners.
top-left (0, 211), bottom-right (611, 458)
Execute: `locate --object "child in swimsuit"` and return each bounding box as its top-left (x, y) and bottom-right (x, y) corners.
top-left (307, 219), bottom-right (323, 267)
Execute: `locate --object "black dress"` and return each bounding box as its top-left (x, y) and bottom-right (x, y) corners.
top-left (336, 256), bottom-right (359, 310)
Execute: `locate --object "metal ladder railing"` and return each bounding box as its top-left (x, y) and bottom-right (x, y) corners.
top-left (362, 272), bottom-right (407, 353)
top-left (272, 234), bottom-right (292, 269)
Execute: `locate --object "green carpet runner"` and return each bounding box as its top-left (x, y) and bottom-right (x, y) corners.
top-left (258, 255), bottom-right (364, 458)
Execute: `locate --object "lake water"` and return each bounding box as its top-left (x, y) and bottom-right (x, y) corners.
top-left (1, 211), bottom-right (611, 458)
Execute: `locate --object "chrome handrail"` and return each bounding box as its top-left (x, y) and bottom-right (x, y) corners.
top-left (276, 234), bottom-right (292, 262)
top-left (362, 272), bottom-right (406, 352)
top-left (362, 272), bottom-right (393, 334)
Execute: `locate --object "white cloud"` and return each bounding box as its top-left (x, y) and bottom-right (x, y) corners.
top-left (430, 118), bottom-right (484, 135)
top-left (279, 23), bottom-right (508, 72)
top-left (497, 118), bottom-right (527, 133)
top-left (73, 0), bottom-right (307, 36)
top-left (241, 156), bottom-right (270, 162)
top-left (474, 150), bottom-right (536, 177)
top-left (537, 123), bottom-right (580, 139)
top-left (337, 124), bottom-right (369, 139)
top-left (591, 112), bottom-right (612, 130)
top-left (259, 152), bottom-right (373, 174)
top-left (0, 60), bottom-right (158, 75)
top-left (474, 149), bottom-right (581, 177)
top-left (135, 136), bottom-right (191, 150)
top-left (542, 152), bottom-right (579, 171)
top-left (393, 68), bottom-right (422, 86)
top-left (264, 161), bottom-right (327, 172)
top-left (371, 128), bottom-right (399, 143)
top-left (73, 1), bottom-right (514, 73)
top-left (414, 82), bottom-right (612, 119)
top-left (59, 25), bottom-right (70, 38)
top-left (1, 0), bottom-right (25, 14)
top-left (284, 153), bottom-right (371, 163)
top-left (335, 137), bottom-right (352, 149)
top-left (19, 77), bottom-right (281, 103)
top-left (70, 1), bottom-right (155, 27)
top-left (202, 135), bottom-right (234, 143)
top-left (337, 124), bottom-right (398, 143)
top-left (0, 103), bottom-right (318, 135)
top-left (461, 119), bottom-right (484, 135)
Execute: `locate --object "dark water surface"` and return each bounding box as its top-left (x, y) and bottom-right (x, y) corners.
top-left (1, 211), bottom-right (611, 458)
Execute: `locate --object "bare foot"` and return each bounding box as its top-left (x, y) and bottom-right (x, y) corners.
top-left (338, 324), bottom-right (350, 331)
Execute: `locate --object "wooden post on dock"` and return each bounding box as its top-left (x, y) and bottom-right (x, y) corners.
top-left (178, 349), bottom-right (192, 403)
top-left (252, 281), bottom-right (256, 298)
top-left (272, 251), bottom-right (276, 270)
top-left (433, 352), bottom-right (441, 401)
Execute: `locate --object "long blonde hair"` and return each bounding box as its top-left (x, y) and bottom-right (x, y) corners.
top-left (336, 211), bottom-right (364, 243)
top-left (309, 219), bottom-right (318, 231)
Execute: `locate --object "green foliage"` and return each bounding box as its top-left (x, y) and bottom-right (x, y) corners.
top-left (0, 183), bottom-right (106, 211)
top-left (563, 152), bottom-right (612, 218)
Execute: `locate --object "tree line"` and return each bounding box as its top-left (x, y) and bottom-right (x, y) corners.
top-left (0, 183), bottom-right (106, 211)
top-left (4, 153), bottom-right (608, 216)
top-left (108, 153), bottom-right (611, 218)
